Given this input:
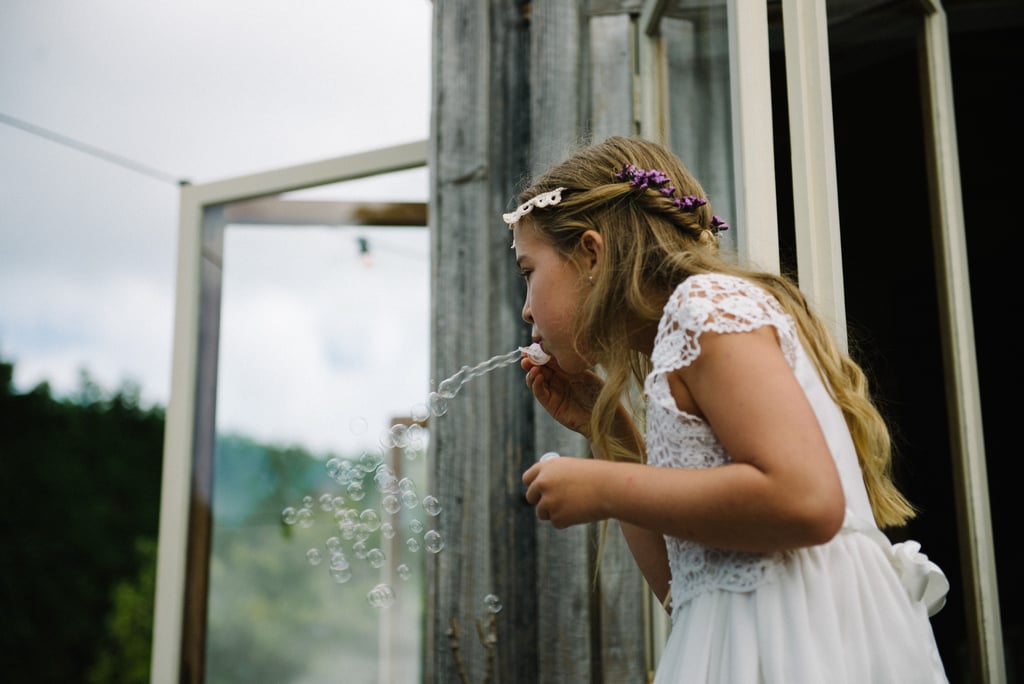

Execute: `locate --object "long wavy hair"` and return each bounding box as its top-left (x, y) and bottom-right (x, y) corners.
top-left (513, 135), bottom-right (914, 528)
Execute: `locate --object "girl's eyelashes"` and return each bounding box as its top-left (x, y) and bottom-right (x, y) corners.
top-left (518, 269), bottom-right (532, 280)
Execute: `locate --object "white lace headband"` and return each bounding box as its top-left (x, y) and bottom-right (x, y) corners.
top-left (502, 187), bottom-right (566, 226)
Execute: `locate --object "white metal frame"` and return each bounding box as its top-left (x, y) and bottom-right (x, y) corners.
top-left (780, 0), bottom-right (848, 349)
top-left (727, 0), bottom-right (782, 276)
top-left (918, 3), bottom-right (1005, 681)
top-left (150, 140), bottom-right (429, 683)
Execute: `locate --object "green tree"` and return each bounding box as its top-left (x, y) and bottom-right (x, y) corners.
top-left (0, 359), bottom-right (164, 682)
top-left (87, 537), bottom-right (157, 684)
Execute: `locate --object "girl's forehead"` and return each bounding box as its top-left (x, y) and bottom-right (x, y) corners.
top-left (511, 223), bottom-right (537, 253)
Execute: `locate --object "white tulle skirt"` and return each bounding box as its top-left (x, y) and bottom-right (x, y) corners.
top-left (653, 526), bottom-right (949, 683)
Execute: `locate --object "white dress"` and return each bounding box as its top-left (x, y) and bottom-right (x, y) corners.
top-left (646, 273), bottom-right (949, 684)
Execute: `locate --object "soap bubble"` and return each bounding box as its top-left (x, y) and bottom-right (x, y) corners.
top-left (329, 553), bottom-right (351, 583)
top-left (367, 583), bottom-right (396, 608)
top-left (325, 458), bottom-right (342, 479)
top-left (281, 507), bottom-right (298, 525)
top-left (521, 342), bottom-right (551, 365)
top-left (397, 563), bottom-right (412, 580)
top-left (410, 519), bottom-right (424, 535)
top-left (335, 459), bottom-right (360, 486)
top-left (483, 593), bottom-right (502, 614)
top-left (366, 548), bottom-right (385, 569)
top-left (424, 529), bottom-right (445, 554)
top-left (382, 494), bottom-right (402, 515)
top-left (406, 537), bottom-right (420, 552)
top-left (360, 509), bottom-right (381, 531)
top-left (349, 417), bottom-right (368, 435)
top-left (330, 565), bottom-right (353, 584)
top-left (388, 423), bottom-right (409, 448)
top-left (404, 424), bottom-right (427, 456)
top-left (359, 450), bottom-right (383, 473)
top-left (347, 481), bottom-right (366, 501)
top-left (423, 495), bottom-right (442, 516)
top-left (428, 392), bottom-right (448, 417)
top-left (380, 522), bottom-right (396, 539)
top-left (410, 403), bottom-right (430, 423)
top-left (374, 466), bottom-right (398, 493)
top-left (339, 520), bottom-right (357, 540)
top-left (306, 548), bottom-right (322, 565)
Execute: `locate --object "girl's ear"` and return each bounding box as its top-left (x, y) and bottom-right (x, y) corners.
top-left (580, 230), bottom-right (603, 276)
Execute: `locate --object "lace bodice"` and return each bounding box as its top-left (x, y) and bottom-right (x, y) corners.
top-left (643, 273), bottom-right (802, 613)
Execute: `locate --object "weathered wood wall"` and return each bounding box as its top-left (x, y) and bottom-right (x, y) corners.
top-left (428, 2), bottom-right (651, 682)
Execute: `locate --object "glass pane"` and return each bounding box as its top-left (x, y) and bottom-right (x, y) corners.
top-left (207, 214), bottom-right (430, 683)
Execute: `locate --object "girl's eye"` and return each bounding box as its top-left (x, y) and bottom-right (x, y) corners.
top-left (518, 269), bottom-right (532, 281)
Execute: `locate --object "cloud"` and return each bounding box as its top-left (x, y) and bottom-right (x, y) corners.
top-left (0, 1), bottom-right (433, 459)
top-left (215, 226), bottom-right (430, 455)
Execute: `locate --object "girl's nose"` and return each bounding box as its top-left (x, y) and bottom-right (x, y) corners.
top-left (522, 300), bottom-right (533, 324)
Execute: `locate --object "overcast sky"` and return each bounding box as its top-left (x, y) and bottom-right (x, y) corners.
top-left (0, 0), bottom-right (434, 454)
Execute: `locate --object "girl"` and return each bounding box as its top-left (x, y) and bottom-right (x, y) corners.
top-left (505, 136), bottom-right (949, 682)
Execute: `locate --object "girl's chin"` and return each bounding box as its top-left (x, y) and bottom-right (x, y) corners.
top-left (552, 353), bottom-right (590, 374)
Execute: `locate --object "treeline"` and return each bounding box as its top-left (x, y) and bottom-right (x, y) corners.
top-left (0, 359), bottom-right (164, 683)
top-left (0, 358), bottom-right (401, 682)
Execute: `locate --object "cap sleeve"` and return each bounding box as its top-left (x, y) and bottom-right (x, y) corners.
top-left (650, 273), bottom-right (798, 377)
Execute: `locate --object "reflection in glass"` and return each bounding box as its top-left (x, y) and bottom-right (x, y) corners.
top-left (206, 225), bottom-right (429, 683)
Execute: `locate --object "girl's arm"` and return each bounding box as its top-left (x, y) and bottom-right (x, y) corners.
top-left (523, 326), bottom-right (846, 553)
top-left (521, 355), bottom-right (672, 602)
top-left (618, 521), bottom-right (671, 608)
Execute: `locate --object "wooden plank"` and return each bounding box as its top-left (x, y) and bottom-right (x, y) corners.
top-left (663, 10), bottom-right (738, 256)
top-left (590, 14), bottom-right (638, 139)
top-left (586, 11), bottom-right (651, 683)
top-left (527, 2), bottom-right (606, 682)
top-left (428, 2), bottom-right (537, 683)
top-left (222, 199), bottom-right (427, 227)
top-left (432, 2), bottom-right (653, 682)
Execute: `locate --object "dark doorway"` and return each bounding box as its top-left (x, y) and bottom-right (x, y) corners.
top-left (769, 4), bottom-right (1021, 680)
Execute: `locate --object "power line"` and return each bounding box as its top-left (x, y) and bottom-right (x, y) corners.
top-left (0, 111), bottom-right (184, 186)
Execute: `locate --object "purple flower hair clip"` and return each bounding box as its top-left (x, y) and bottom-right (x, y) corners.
top-left (614, 163), bottom-right (677, 196)
top-left (614, 163), bottom-right (706, 208)
top-left (614, 163), bottom-right (730, 235)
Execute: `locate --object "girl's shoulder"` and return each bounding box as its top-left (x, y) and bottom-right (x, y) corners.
top-left (653, 273), bottom-right (798, 370)
top-left (667, 273), bottom-right (785, 327)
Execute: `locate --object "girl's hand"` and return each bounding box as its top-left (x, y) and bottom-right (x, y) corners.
top-left (521, 355), bottom-right (603, 438)
top-left (522, 457), bottom-right (612, 528)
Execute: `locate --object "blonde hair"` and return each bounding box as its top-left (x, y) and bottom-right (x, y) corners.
top-left (515, 135), bottom-right (914, 528)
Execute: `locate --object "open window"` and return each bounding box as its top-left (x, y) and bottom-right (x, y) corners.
top-left (152, 142), bottom-right (430, 683)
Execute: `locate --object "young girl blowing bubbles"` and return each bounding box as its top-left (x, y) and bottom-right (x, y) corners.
top-left (505, 136), bottom-right (949, 683)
